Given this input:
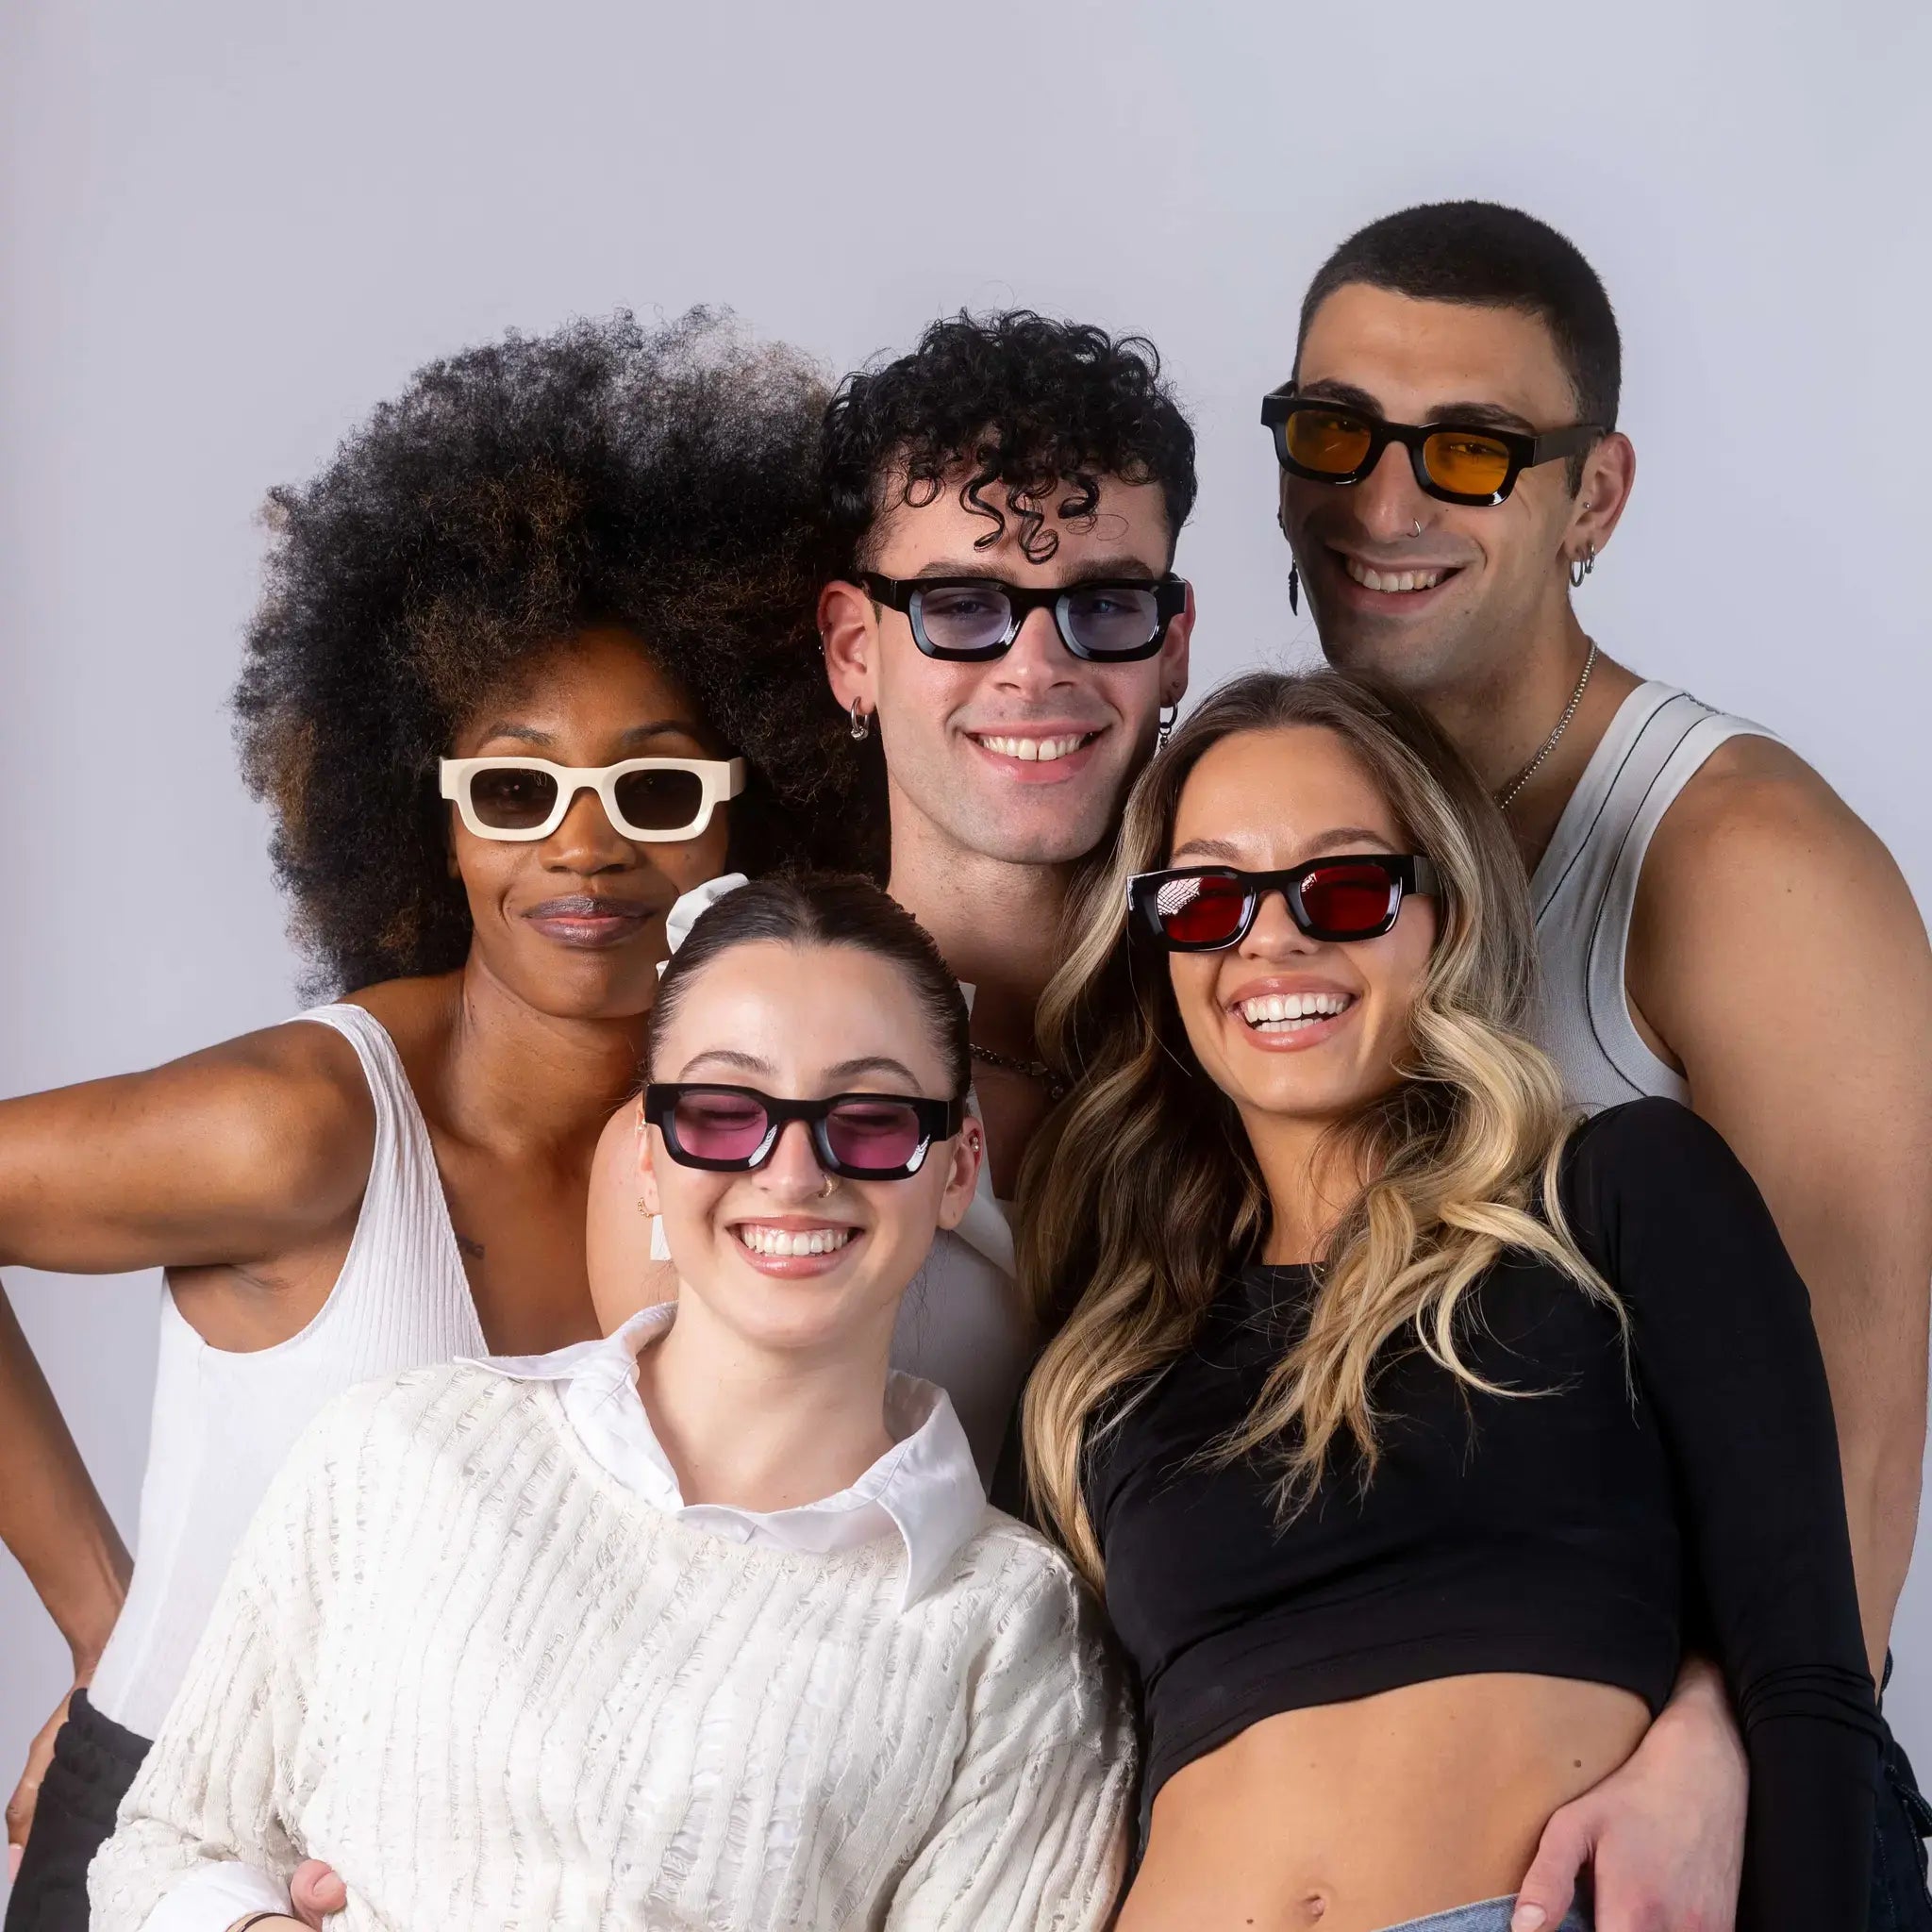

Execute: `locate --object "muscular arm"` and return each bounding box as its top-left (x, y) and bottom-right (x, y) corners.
top-left (0, 1024), bottom-right (374, 1652)
top-left (1629, 740), bottom-right (1932, 1668)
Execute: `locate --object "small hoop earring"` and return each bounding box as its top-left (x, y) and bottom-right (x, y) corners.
top-left (1156, 702), bottom-right (1178, 751)
top-left (849, 699), bottom-right (871, 742)
top-left (1569, 541), bottom-right (1596, 589)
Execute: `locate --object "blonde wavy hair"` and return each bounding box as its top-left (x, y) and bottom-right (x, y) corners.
top-left (1019, 671), bottom-right (1621, 1588)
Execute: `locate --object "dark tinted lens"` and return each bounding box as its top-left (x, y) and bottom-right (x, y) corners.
top-left (611, 767), bottom-right (704, 834)
top-left (912, 583), bottom-right (1015, 654)
top-left (1060, 585), bottom-right (1160, 658)
top-left (1152, 872), bottom-right (1251, 947)
top-left (467, 765), bottom-right (559, 830)
top-left (1284, 407), bottom-right (1374, 476)
top-left (1421, 430), bottom-right (1512, 497)
top-left (1297, 861), bottom-right (1399, 936)
top-left (823, 1099), bottom-right (927, 1174)
top-left (672, 1091), bottom-right (772, 1163)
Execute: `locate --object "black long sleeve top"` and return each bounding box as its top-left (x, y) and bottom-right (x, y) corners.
top-left (1087, 1098), bottom-right (1880, 1930)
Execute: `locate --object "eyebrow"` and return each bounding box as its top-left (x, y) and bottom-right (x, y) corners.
top-left (673, 1050), bottom-right (925, 1091)
top-left (905, 553), bottom-right (1163, 585)
top-left (823, 1055), bottom-right (922, 1089)
top-left (677, 1048), bottom-right (772, 1078)
top-left (470, 718), bottom-right (706, 752)
top-left (1171, 826), bottom-right (1398, 863)
top-left (1291, 378), bottom-right (1538, 437)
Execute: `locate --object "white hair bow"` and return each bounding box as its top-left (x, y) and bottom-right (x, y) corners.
top-left (656, 872), bottom-right (750, 977)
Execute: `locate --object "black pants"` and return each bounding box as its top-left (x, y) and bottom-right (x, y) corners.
top-left (1872, 1654), bottom-right (1932, 1932)
top-left (4, 1693), bottom-right (149, 1932)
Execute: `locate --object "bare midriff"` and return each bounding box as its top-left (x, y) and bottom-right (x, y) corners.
top-left (1116, 1674), bottom-right (1651, 1932)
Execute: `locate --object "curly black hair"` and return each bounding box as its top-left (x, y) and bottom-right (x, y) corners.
top-left (235, 308), bottom-right (857, 995)
top-left (819, 310), bottom-right (1198, 573)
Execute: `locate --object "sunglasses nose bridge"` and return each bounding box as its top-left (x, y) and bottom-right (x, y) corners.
top-left (1244, 884), bottom-right (1319, 953)
top-left (754, 1115), bottom-right (833, 1191)
top-left (1350, 437), bottom-right (1439, 534)
top-left (991, 600), bottom-right (1075, 681)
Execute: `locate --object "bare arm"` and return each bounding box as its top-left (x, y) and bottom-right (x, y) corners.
top-left (0, 1024), bottom-right (373, 1753)
top-left (1630, 740), bottom-right (1932, 1668)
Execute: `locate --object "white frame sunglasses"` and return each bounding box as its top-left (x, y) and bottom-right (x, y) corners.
top-left (439, 756), bottom-right (746, 843)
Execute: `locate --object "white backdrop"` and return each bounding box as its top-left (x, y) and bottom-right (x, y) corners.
top-left (4, 0), bottom-right (1929, 1893)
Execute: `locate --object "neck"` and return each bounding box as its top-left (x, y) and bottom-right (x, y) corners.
top-left (1247, 1111), bottom-right (1371, 1266)
top-left (636, 1292), bottom-right (895, 1512)
top-left (1413, 595), bottom-right (1640, 871)
top-left (886, 804), bottom-right (1072, 1057)
top-left (436, 953), bottom-right (647, 1159)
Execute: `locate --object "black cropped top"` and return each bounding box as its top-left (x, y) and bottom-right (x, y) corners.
top-left (1085, 1100), bottom-right (1880, 1931)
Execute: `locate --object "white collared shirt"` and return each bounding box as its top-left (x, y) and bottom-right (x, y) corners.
top-left (462, 1305), bottom-right (988, 1610)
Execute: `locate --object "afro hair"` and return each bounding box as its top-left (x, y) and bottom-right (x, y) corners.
top-left (235, 308), bottom-right (855, 994)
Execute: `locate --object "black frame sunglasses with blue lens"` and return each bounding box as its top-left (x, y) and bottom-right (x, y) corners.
top-left (862, 573), bottom-right (1188, 662)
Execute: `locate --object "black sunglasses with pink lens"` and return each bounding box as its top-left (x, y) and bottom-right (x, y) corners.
top-left (1127, 854), bottom-right (1441, 952)
top-left (642, 1085), bottom-right (964, 1181)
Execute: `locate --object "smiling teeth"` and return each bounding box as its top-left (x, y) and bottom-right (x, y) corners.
top-left (1240, 991), bottom-right (1353, 1028)
top-left (977, 734), bottom-right (1091, 762)
top-left (1344, 558), bottom-right (1445, 594)
top-left (736, 1225), bottom-right (854, 1257)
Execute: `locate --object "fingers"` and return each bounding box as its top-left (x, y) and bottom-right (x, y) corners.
top-left (1510, 1800), bottom-right (1591, 1932)
top-left (6, 1702), bottom-right (64, 1855)
top-left (289, 1857), bottom-right (347, 1927)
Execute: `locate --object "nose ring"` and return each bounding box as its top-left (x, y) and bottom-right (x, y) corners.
top-left (1409, 519), bottom-right (1423, 539)
top-left (816, 1173), bottom-right (836, 1200)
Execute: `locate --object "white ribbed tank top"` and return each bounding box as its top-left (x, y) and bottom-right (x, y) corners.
top-left (1530, 680), bottom-right (1775, 1114)
top-left (88, 1004), bottom-right (482, 1739)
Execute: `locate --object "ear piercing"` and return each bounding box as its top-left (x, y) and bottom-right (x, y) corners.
top-left (1569, 541), bottom-right (1596, 589)
top-left (1157, 703), bottom-right (1178, 750)
top-left (849, 699), bottom-right (871, 741)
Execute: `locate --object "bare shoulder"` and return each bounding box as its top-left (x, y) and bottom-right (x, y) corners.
top-left (157, 1016), bottom-right (380, 1208)
top-left (1640, 731), bottom-right (1918, 942)
top-left (1629, 727), bottom-right (1930, 1068)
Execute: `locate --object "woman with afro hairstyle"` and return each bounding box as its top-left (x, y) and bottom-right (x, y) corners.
top-left (0, 308), bottom-right (858, 1931)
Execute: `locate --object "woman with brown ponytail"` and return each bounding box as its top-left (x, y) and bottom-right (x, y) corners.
top-left (1020, 670), bottom-right (1878, 1932)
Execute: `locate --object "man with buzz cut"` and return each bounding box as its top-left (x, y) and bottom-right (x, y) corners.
top-left (1267, 198), bottom-right (1932, 1932)
top-left (818, 306), bottom-right (1754, 1932)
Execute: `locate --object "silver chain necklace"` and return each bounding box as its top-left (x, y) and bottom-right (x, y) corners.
top-left (969, 1041), bottom-right (1068, 1104)
top-left (1495, 639), bottom-right (1598, 813)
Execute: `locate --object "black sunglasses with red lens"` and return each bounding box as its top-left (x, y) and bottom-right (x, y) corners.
top-left (642, 1085), bottom-right (964, 1181)
top-left (1127, 854), bottom-right (1441, 951)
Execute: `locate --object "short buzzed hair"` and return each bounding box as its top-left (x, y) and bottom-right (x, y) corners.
top-left (1295, 201), bottom-right (1621, 439)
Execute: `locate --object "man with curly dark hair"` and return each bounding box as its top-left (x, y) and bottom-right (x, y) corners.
top-left (808, 309), bottom-right (1198, 1473)
top-left (0, 308), bottom-right (857, 1930)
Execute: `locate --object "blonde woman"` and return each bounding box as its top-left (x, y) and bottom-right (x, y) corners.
top-left (1021, 672), bottom-right (1878, 1932)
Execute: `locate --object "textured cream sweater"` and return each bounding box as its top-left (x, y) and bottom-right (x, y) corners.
top-left (88, 1363), bottom-right (1132, 1931)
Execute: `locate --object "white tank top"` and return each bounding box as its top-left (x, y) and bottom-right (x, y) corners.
top-left (88, 1004), bottom-right (482, 1738)
top-left (1530, 680), bottom-right (1775, 1113)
